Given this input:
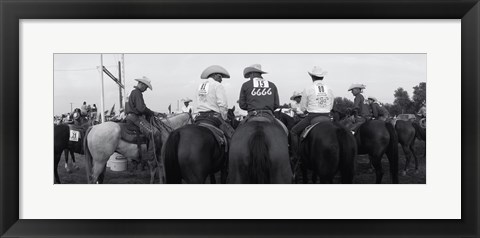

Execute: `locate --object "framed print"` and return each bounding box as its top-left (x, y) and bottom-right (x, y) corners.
top-left (1, 0), bottom-right (479, 237)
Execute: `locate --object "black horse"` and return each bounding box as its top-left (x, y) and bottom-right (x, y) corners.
top-left (299, 119), bottom-right (356, 183)
top-left (395, 120), bottom-right (420, 175)
top-left (54, 108), bottom-right (93, 183)
top-left (54, 124), bottom-right (70, 183)
top-left (339, 112), bottom-right (399, 184)
top-left (164, 108), bottom-right (236, 184)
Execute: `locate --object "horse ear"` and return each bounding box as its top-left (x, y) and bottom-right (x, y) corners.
top-left (232, 106), bottom-right (235, 111)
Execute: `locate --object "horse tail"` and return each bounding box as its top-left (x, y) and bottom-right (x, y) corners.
top-left (248, 126), bottom-right (271, 183)
top-left (164, 130), bottom-right (182, 183)
top-left (385, 122), bottom-right (399, 184)
top-left (335, 122), bottom-right (355, 184)
top-left (83, 126), bottom-right (93, 184)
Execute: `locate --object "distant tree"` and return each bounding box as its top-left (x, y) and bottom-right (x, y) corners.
top-left (412, 82), bottom-right (426, 111)
top-left (383, 103), bottom-right (402, 117)
top-left (333, 97), bottom-right (354, 113)
top-left (393, 87), bottom-right (414, 114)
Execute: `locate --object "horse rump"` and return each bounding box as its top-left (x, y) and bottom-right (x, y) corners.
top-left (83, 126), bottom-right (94, 184)
top-left (164, 130), bottom-right (182, 184)
top-left (385, 122), bottom-right (399, 183)
top-left (334, 122), bottom-right (356, 183)
top-left (248, 126), bottom-right (271, 184)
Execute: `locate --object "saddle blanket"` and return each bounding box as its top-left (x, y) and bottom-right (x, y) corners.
top-left (244, 116), bottom-right (289, 135)
top-left (300, 116), bottom-right (332, 141)
top-left (197, 123), bottom-right (228, 152)
top-left (118, 123), bottom-right (148, 144)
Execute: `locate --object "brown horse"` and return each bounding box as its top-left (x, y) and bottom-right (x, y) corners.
top-left (228, 120), bottom-right (292, 184)
top-left (299, 120), bottom-right (356, 183)
top-left (83, 113), bottom-right (192, 184)
top-left (395, 120), bottom-right (420, 175)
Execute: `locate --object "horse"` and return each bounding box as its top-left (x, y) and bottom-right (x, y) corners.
top-left (53, 108), bottom-right (95, 183)
top-left (228, 119), bottom-right (292, 184)
top-left (394, 120), bottom-right (420, 175)
top-left (163, 108), bottom-right (236, 184)
top-left (273, 110), bottom-right (296, 130)
top-left (83, 113), bottom-right (192, 184)
top-left (341, 116), bottom-right (399, 184)
top-left (299, 119), bottom-right (356, 184)
top-left (54, 124), bottom-right (70, 183)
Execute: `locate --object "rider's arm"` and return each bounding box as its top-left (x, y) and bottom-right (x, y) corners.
top-left (371, 103), bottom-right (379, 118)
top-left (352, 94), bottom-right (362, 114)
top-left (216, 84), bottom-right (229, 120)
top-left (299, 89), bottom-right (308, 113)
top-left (132, 90), bottom-right (153, 117)
top-left (273, 84), bottom-right (280, 110)
top-left (238, 82), bottom-right (248, 111)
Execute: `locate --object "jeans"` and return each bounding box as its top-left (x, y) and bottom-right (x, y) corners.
top-left (125, 114), bottom-right (161, 161)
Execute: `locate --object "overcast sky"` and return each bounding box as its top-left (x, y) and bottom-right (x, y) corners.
top-left (53, 54), bottom-right (426, 115)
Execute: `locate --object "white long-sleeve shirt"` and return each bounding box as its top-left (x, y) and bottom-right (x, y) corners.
top-left (300, 81), bottom-right (334, 113)
top-left (196, 78), bottom-right (228, 120)
top-left (181, 105), bottom-right (193, 113)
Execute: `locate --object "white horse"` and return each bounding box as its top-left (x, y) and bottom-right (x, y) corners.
top-left (83, 113), bottom-right (192, 184)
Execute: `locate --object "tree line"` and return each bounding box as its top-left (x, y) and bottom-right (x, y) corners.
top-left (333, 82), bottom-right (426, 116)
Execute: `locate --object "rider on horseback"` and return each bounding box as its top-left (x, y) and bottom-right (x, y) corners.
top-left (195, 65), bottom-right (235, 142)
top-left (125, 76), bottom-right (164, 163)
top-left (290, 91), bottom-right (305, 122)
top-left (367, 96), bottom-right (389, 121)
top-left (417, 100), bottom-right (426, 128)
top-left (238, 64), bottom-right (286, 130)
top-left (347, 83), bottom-right (369, 134)
top-left (290, 66), bottom-right (334, 161)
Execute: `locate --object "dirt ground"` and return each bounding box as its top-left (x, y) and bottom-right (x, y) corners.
top-left (56, 141), bottom-right (426, 184)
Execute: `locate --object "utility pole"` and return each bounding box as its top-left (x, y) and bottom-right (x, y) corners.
top-left (99, 54), bottom-right (106, 123)
top-left (121, 54), bottom-right (127, 109)
top-left (70, 103), bottom-right (73, 112)
top-left (118, 61), bottom-right (123, 110)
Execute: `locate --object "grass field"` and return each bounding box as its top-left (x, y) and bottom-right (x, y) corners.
top-left (56, 141), bottom-right (426, 184)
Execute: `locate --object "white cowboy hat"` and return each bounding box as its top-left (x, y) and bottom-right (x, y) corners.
top-left (308, 66), bottom-right (328, 78)
top-left (290, 91), bottom-right (302, 100)
top-left (348, 83), bottom-right (366, 91)
top-left (134, 76), bottom-right (153, 90)
top-left (200, 65), bottom-right (231, 79)
top-left (243, 64), bottom-right (267, 78)
top-left (182, 98), bottom-right (193, 103)
top-left (367, 96), bottom-right (378, 102)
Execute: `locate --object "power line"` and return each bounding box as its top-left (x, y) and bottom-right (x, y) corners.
top-left (54, 65), bottom-right (117, 72)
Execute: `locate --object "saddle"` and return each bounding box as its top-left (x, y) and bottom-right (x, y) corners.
top-left (300, 116), bottom-right (332, 141)
top-left (242, 111), bottom-right (289, 135)
top-left (197, 122), bottom-right (228, 152)
top-left (118, 123), bottom-right (148, 144)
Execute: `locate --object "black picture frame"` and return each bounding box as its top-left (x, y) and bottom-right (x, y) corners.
top-left (1, 0), bottom-right (479, 237)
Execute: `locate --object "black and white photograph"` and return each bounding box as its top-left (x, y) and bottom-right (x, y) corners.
top-left (54, 53), bottom-right (427, 184)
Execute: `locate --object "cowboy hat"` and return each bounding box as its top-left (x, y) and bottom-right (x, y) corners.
top-left (367, 96), bottom-right (378, 102)
top-left (290, 91), bottom-right (302, 100)
top-left (134, 76), bottom-right (153, 90)
top-left (243, 64), bottom-right (267, 78)
top-left (348, 83), bottom-right (366, 91)
top-left (200, 65), bottom-right (230, 79)
top-left (308, 66), bottom-right (328, 78)
top-left (182, 98), bottom-right (193, 103)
